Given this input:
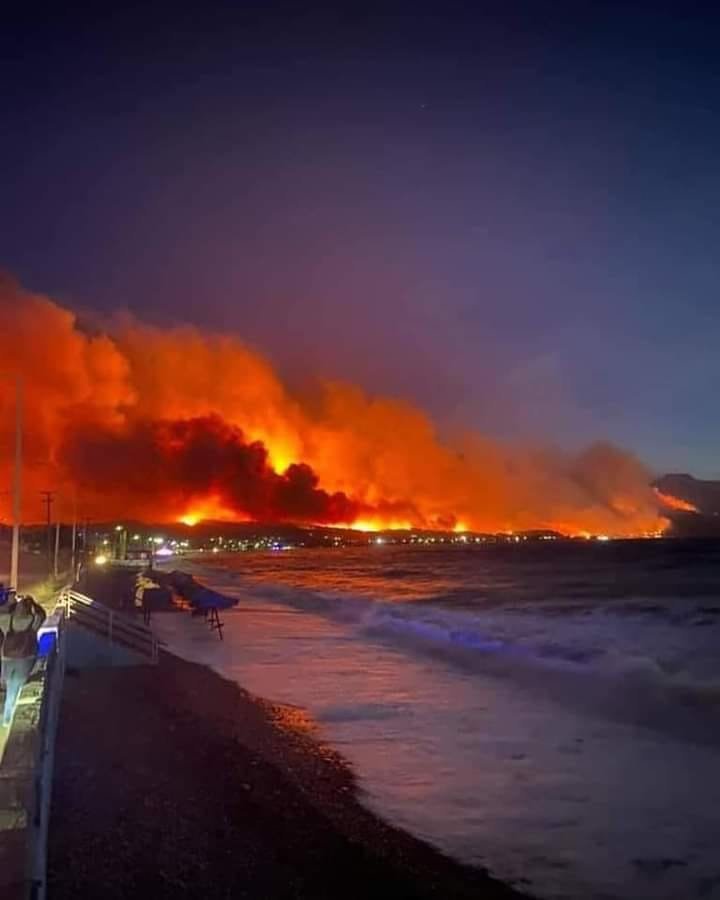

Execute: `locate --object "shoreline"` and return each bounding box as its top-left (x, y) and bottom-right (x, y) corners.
top-left (48, 566), bottom-right (530, 898)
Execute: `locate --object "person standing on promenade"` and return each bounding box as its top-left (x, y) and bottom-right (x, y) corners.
top-left (1, 595), bottom-right (46, 726)
top-left (134, 571), bottom-right (159, 625)
top-left (0, 589), bottom-right (18, 661)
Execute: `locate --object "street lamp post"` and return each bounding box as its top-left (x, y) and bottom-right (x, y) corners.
top-left (10, 376), bottom-right (22, 592)
top-left (53, 519), bottom-right (60, 578)
top-left (70, 495), bottom-right (77, 582)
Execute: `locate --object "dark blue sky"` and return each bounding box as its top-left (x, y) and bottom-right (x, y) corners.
top-left (3, 2), bottom-right (719, 475)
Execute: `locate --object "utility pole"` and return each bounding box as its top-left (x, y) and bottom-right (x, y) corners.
top-left (71, 494), bottom-right (77, 583)
top-left (54, 520), bottom-right (60, 577)
top-left (9, 377), bottom-right (22, 593)
top-left (40, 490), bottom-right (55, 575)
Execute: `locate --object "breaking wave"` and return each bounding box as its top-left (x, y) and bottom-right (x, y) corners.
top-left (187, 560), bottom-right (720, 747)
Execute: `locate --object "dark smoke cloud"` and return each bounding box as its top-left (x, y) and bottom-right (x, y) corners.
top-left (59, 415), bottom-right (359, 524)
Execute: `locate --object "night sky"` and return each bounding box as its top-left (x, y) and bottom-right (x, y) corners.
top-left (3, 3), bottom-right (719, 476)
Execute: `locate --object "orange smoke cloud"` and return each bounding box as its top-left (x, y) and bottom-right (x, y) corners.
top-left (0, 275), bottom-right (666, 535)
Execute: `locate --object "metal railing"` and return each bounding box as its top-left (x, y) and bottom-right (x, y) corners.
top-left (60, 589), bottom-right (159, 664)
top-left (30, 611), bottom-right (66, 900)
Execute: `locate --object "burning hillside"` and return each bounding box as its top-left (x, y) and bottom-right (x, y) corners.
top-left (653, 487), bottom-right (699, 514)
top-left (0, 276), bottom-right (666, 535)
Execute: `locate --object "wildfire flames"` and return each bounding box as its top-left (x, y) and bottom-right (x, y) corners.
top-left (652, 488), bottom-right (699, 514)
top-left (0, 276), bottom-right (669, 536)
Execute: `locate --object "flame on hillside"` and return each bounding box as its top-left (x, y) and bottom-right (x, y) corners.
top-left (179, 495), bottom-right (240, 526)
top-left (0, 276), bottom-right (669, 536)
top-left (652, 488), bottom-right (699, 514)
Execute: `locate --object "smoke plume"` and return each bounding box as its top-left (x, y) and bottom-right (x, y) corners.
top-left (0, 276), bottom-right (664, 534)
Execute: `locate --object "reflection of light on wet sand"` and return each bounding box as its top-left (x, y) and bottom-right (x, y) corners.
top-left (267, 702), bottom-right (317, 737)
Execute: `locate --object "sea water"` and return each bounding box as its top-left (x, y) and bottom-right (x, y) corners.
top-left (153, 539), bottom-right (720, 899)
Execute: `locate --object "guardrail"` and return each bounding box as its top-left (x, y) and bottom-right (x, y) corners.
top-left (30, 610), bottom-right (65, 900)
top-left (60, 590), bottom-right (158, 665)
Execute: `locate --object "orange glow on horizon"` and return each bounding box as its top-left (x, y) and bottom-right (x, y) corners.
top-left (179, 513), bottom-right (201, 526)
top-left (342, 517), bottom-right (414, 533)
top-left (0, 277), bottom-right (675, 539)
top-left (178, 496), bottom-right (242, 527)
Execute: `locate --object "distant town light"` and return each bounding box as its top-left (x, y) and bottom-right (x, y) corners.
top-left (115, 525), bottom-right (123, 532)
top-left (375, 536), bottom-right (384, 545)
top-left (153, 536), bottom-right (164, 544)
top-left (597, 534), bottom-right (611, 542)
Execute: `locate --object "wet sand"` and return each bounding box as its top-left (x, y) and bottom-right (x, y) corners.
top-left (47, 566), bottom-right (529, 899)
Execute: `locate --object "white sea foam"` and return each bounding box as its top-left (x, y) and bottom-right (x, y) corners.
top-left (183, 560), bottom-right (720, 745)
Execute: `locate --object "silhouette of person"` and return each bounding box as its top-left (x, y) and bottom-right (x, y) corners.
top-left (1, 595), bottom-right (46, 727)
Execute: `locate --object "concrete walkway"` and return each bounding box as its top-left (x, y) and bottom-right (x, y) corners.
top-left (0, 658), bottom-right (52, 898)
